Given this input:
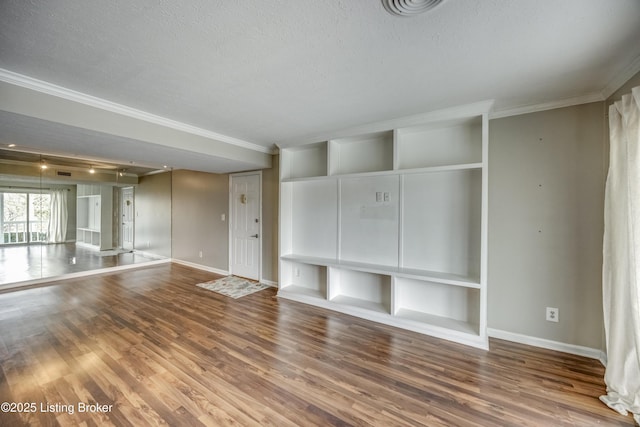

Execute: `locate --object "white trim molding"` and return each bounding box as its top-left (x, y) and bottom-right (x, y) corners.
top-left (171, 259), bottom-right (229, 276)
top-left (601, 53), bottom-right (640, 100)
top-left (0, 68), bottom-right (275, 155)
top-left (490, 92), bottom-right (605, 120)
top-left (488, 328), bottom-right (607, 366)
top-left (172, 259), bottom-right (277, 286)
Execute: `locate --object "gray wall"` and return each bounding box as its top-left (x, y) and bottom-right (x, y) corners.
top-left (488, 102), bottom-right (606, 349)
top-left (262, 155), bottom-right (279, 282)
top-left (135, 172), bottom-right (172, 258)
top-left (170, 158), bottom-right (279, 282)
top-left (66, 185), bottom-right (77, 241)
top-left (171, 170), bottom-right (229, 271)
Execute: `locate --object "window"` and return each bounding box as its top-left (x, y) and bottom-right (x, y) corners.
top-left (1, 191), bottom-right (51, 244)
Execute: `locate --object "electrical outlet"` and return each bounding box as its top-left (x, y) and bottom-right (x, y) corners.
top-left (383, 192), bottom-right (390, 202)
top-left (376, 192), bottom-right (383, 202)
top-left (221, 213), bottom-right (226, 221)
top-left (199, 250), bottom-right (203, 258)
top-left (546, 307), bottom-right (559, 322)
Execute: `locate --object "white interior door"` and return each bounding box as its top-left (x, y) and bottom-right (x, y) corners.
top-left (121, 187), bottom-right (134, 251)
top-left (230, 173), bottom-right (261, 280)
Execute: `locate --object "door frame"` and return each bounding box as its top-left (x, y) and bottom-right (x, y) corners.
top-left (228, 171), bottom-right (262, 281)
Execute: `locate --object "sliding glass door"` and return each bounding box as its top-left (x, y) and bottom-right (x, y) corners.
top-left (1, 192), bottom-right (51, 244)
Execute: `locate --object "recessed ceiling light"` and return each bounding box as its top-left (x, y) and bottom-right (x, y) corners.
top-left (89, 165), bottom-right (95, 174)
top-left (8, 143), bottom-right (16, 148)
top-left (40, 161), bottom-right (47, 170)
top-left (382, 0), bottom-right (445, 16)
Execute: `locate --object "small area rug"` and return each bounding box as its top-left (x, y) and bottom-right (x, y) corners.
top-left (196, 276), bottom-right (269, 299)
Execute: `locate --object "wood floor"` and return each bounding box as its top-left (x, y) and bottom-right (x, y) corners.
top-left (0, 263), bottom-right (632, 426)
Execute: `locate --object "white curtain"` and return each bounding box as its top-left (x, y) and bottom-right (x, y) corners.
top-left (601, 86), bottom-right (640, 425)
top-left (47, 189), bottom-right (68, 243)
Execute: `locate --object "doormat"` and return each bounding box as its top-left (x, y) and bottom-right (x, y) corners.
top-left (196, 276), bottom-right (270, 299)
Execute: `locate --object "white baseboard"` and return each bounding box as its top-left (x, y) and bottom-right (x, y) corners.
top-left (171, 259), bottom-right (278, 287)
top-left (488, 328), bottom-right (607, 366)
top-left (171, 259), bottom-right (229, 276)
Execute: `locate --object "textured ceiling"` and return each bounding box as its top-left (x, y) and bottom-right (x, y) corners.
top-left (1, 0), bottom-right (640, 171)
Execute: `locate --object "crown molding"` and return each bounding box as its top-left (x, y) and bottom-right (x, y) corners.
top-left (491, 55), bottom-right (640, 120)
top-left (600, 54), bottom-right (640, 100)
top-left (0, 68), bottom-right (276, 155)
top-left (489, 91), bottom-right (605, 120)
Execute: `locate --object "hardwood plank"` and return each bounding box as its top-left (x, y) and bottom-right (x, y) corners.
top-left (0, 263), bottom-right (634, 426)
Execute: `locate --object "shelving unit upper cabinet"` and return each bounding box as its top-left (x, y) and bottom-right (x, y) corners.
top-left (76, 197), bottom-right (89, 230)
top-left (87, 196), bottom-right (101, 231)
top-left (281, 180), bottom-right (338, 260)
top-left (295, 180), bottom-right (338, 258)
top-left (339, 175), bottom-right (399, 267)
top-left (280, 142), bottom-right (328, 180)
top-left (329, 131), bottom-right (393, 175)
top-left (401, 170), bottom-right (482, 281)
top-left (395, 117), bottom-right (482, 170)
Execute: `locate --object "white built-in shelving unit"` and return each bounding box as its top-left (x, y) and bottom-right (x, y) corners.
top-left (278, 101), bottom-right (491, 349)
top-left (76, 184), bottom-right (113, 250)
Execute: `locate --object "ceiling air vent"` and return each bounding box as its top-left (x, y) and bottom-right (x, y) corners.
top-left (382, 0), bottom-right (445, 16)
top-left (57, 171), bottom-right (72, 177)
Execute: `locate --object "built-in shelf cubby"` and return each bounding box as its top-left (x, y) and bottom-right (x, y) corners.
top-left (394, 277), bottom-right (480, 336)
top-left (281, 141), bottom-right (328, 180)
top-left (278, 101), bottom-right (491, 349)
top-left (329, 131), bottom-right (393, 175)
top-left (329, 268), bottom-right (392, 314)
top-left (395, 117), bottom-right (482, 170)
top-left (280, 259), bottom-right (327, 300)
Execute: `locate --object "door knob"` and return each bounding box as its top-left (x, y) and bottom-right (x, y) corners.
top-left (250, 234), bottom-right (259, 238)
